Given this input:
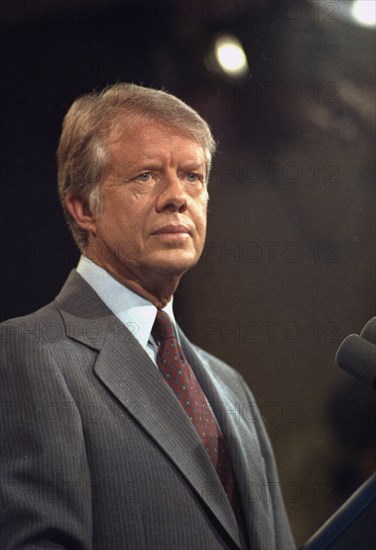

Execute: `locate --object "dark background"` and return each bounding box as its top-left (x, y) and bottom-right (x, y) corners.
top-left (1, 0), bottom-right (375, 545)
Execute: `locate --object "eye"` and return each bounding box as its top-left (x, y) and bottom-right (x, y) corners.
top-left (134, 172), bottom-right (152, 182)
top-left (186, 172), bottom-right (203, 183)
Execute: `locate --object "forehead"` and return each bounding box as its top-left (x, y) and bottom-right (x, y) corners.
top-left (105, 115), bottom-right (206, 161)
top-left (106, 112), bottom-right (199, 144)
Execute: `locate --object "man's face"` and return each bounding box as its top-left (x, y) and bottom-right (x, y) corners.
top-left (87, 117), bottom-right (208, 289)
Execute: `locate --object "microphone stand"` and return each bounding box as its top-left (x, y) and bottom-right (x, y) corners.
top-left (301, 317), bottom-right (376, 549)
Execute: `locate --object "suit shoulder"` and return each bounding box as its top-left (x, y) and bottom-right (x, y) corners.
top-left (1, 301), bottom-right (62, 345)
top-left (0, 301), bottom-right (59, 328)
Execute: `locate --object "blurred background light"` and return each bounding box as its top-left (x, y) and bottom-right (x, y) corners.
top-left (309, 0), bottom-right (376, 27)
top-left (214, 34), bottom-right (249, 77)
top-left (352, 0), bottom-right (376, 27)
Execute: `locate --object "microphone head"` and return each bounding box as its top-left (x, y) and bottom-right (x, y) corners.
top-left (335, 328), bottom-right (376, 390)
top-left (360, 316), bottom-right (376, 345)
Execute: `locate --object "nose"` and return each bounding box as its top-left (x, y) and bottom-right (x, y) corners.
top-left (155, 174), bottom-right (187, 213)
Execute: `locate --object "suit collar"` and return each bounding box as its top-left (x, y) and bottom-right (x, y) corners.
top-left (55, 270), bottom-right (112, 349)
top-left (55, 271), bottom-right (242, 548)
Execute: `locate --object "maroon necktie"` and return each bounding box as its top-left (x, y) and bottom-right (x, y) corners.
top-left (152, 309), bottom-right (243, 522)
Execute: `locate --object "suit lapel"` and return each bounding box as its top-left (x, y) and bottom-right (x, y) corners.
top-left (179, 329), bottom-right (275, 549)
top-left (56, 271), bottom-right (242, 549)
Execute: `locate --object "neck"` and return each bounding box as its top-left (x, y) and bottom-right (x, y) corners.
top-left (84, 251), bottom-right (181, 309)
top-left (116, 275), bottom-right (179, 309)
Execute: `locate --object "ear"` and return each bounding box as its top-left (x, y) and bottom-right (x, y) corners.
top-left (65, 192), bottom-right (97, 234)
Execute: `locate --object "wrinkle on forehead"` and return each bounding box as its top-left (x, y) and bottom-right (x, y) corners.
top-left (106, 113), bottom-right (201, 149)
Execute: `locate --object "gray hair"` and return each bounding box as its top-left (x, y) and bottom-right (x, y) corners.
top-left (57, 82), bottom-right (216, 251)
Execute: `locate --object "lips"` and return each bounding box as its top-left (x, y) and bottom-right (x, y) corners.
top-left (152, 225), bottom-right (191, 235)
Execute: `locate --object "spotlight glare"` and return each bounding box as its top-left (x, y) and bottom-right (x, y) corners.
top-left (352, 0), bottom-right (376, 27)
top-left (214, 35), bottom-right (248, 77)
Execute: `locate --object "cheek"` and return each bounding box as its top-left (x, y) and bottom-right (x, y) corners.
top-left (194, 209), bottom-right (207, 242)
top-left (197, 202), bottom-right (208, 229)
top-left (103, 196), bottom-right (138, 227)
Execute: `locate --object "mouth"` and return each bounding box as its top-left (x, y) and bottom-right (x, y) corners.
top-left (152, 224), bottom-right (191, 236)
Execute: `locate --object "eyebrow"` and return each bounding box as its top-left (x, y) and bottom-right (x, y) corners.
top-left (118, 160), bottom-right (206, 171)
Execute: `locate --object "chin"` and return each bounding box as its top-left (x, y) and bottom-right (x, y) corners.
top-left (148, 251), bottom-right (200, 276)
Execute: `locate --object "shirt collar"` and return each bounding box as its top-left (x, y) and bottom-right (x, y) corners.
top-left (76, 256), bottom-right (176, 351)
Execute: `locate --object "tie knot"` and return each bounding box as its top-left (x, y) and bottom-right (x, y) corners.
top-left (152, 310), bottom-right (176, 343)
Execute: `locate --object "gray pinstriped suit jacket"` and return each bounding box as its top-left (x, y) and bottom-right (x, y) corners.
top-left (0, 271), bottom-right (296, 549)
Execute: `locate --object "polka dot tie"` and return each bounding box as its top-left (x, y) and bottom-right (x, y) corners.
top-left (152, 310), bottom-right (244, 523)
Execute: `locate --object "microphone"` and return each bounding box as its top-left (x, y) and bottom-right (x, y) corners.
top-left (335, 317), bottom-right (376, 390)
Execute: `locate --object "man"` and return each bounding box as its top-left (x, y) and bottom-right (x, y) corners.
top-left (0, 83), bottom-right (295, 549)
